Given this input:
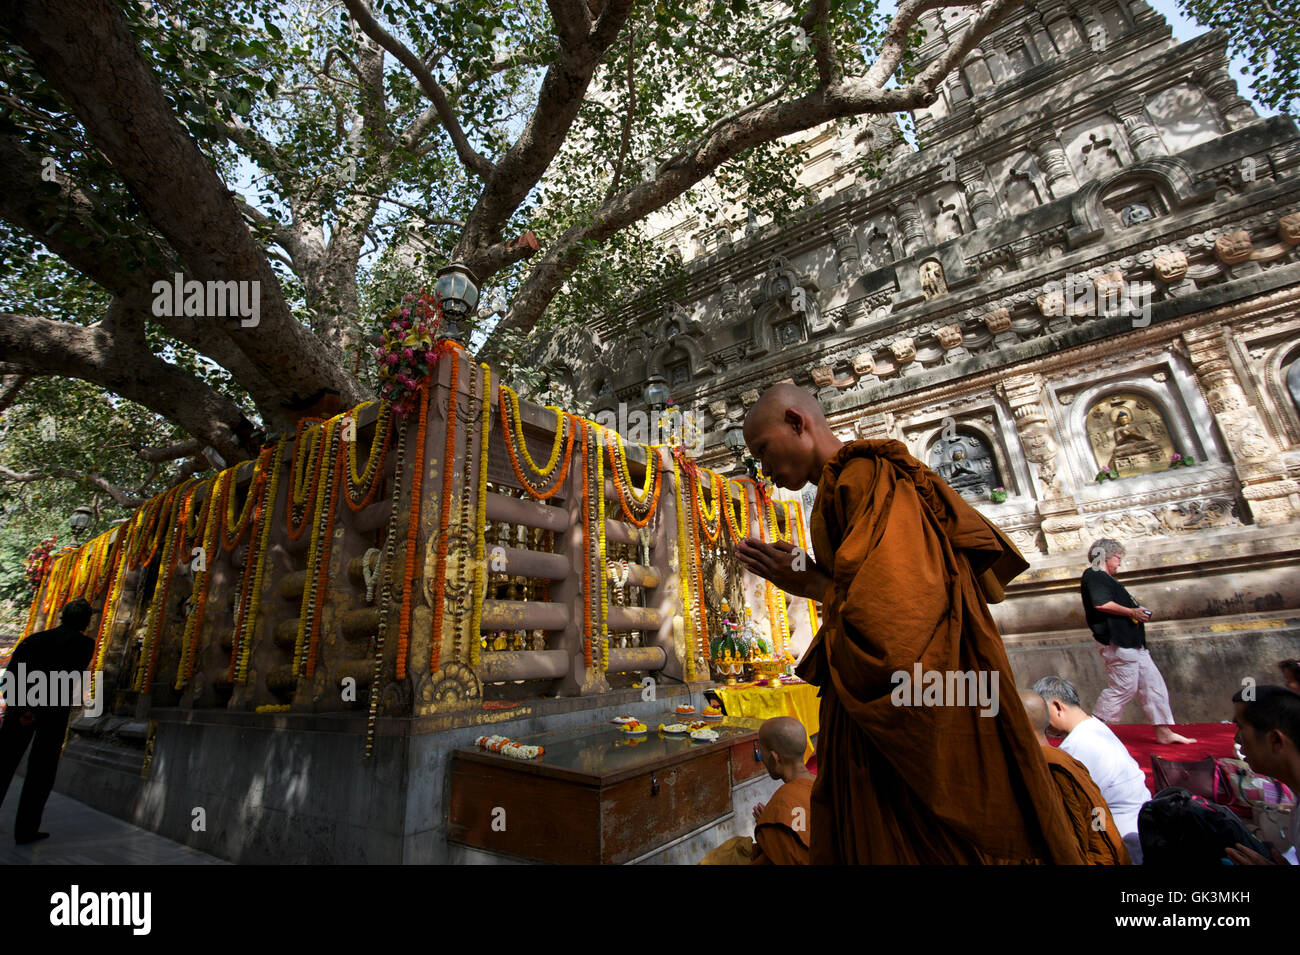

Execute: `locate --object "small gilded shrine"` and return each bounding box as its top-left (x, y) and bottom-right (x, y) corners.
top-left (1085, 392), bottom-right (1175, 478)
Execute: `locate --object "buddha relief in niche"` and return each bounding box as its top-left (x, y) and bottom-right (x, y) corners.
top-left (1086, 393), bottom-right (1174, 477)
top-left (927, 431), bottom-right (1000, 500)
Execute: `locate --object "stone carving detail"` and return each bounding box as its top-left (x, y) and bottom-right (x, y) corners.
top-left (1121, 203), bottom-right (1154, 227)
top-left (1279, 213), bottom-right (1300, 246)
top-left (920, 259), bottom-right (947, 300)
top-left (1087, 499), bottom-right (1241, 541)
top-left (852, 351), bottom-right (877, 376)
top-left (999, 373), bottom-right (1065, 498)
top-left (983, 307), bottom-right (1012, 334)
top-left (1153, 249), bottom-right (1189, 283)
top-left (741, 389), bottom-right (760, 408)
top-left (1215, 230), bottom-right (1254, 265)
top-left (889, 338), bottom-right (916, 365)
top-left (936, 324), bottom-right (964, 350)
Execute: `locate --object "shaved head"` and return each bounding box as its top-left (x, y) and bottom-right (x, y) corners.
top-left (741, 384), bottom-right (842, 490)
top-left (744, 383), bottom-right (827, 434)
top-left (759, 716), bottom-right (808, 761)
top-left (1020, 690), bottom-right (1049, 743)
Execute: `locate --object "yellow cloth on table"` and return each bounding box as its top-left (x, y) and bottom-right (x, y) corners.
top-left (715, 681), bottom-right (819, 764)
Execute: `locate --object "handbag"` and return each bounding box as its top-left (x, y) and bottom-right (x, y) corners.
top-left (1150, 755), bottom-right (1233, 808)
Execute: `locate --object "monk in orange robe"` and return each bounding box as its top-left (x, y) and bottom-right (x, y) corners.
top-left (1020, 691), bottom-right (1131, 864)
top-left (737, 384), bottom-right (1082, 864)
top-left (750, 717), bottom-right (815, 865)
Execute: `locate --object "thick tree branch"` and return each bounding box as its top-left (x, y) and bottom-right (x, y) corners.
top-left (340, 0), bottom-right (496, 179)
top-left (0, 311), bottom-right (257, 464)
top-left (7, 0), bottom-right (364, 418)
top-left (0, 374), bottom-right (31, 415)
top-left (801, 0), bottom-right (840, 87)
top-left (0, 463), bottom-right (147, 509)
top-left (137, 437), bottom-right (203, 463)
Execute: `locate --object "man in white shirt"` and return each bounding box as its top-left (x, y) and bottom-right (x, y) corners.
top-left (1032, 676), bottom-right (1152, 863)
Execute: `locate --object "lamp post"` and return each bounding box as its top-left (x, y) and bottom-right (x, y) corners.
top-left (723, 420), bottom-right (749, 475)
top-left (68, 505), bottom-right (93, 542)
top-left (434, 263), bottom-right (480, 345)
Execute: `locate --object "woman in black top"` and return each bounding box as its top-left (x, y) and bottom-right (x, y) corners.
top-left (1080, 539), bottom-right (1196, 744)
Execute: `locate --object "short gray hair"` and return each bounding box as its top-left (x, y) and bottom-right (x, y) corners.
top-left (1087, 538), bottom-right (1124, 571)
top-left (1031, 675), bottom-right (1082, 708)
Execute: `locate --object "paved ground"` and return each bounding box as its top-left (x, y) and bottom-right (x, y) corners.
top-left (0, 789), bottom-right (226, 865)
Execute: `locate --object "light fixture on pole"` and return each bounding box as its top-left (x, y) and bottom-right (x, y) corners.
top-left (723, 420), bottom-right (751, 476)
top-left (69, 505), bottom-right (94, 541)
top-left (642, 375), bottom-right (671, 414)
top-left (434, 263), bottom-right (480, 344)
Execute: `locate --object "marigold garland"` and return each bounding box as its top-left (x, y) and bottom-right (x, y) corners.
top-left (787, 497), bottom-right (820, 635)
top-left (468, 363), bottom-right (492, 668)
top-left (721, 477), bottom-right (750, 544)
top-left (344, 400), bottom-right (394, 511)
top-left (231, 441), bottom-right (285, 684)
top-left (502, 384), bottom-right (565, 476)
top-left (286, 416), bottom-right (325, 540)
top-left (672, 455), bottom-right (696, 681)
top-left (499, 383), bottom-right (575, 500)
top-left (605, 429), bottom-right (662, 527)
top-left (137, 480), bottom-right (199, 691)
top-left (176, 472), bottom-right (223, 689)
top-left (297, 417), bottom-right (343, 678)
top-left (425, 344), bottom-right (461, 678)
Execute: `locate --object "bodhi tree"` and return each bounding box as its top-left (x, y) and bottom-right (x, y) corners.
top-left (0, 0), bottom-right (1021, 538)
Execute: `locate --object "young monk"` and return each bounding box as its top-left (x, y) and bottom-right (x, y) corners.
top-left (750, 717), bottom-right (816, 865)
top-left (1019, 690), bottom-right (1130, 865)
top-left (735, 383), bottom-right (1083, 864)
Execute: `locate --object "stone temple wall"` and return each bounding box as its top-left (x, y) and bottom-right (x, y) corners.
top-left (534, 0), bottom-right (1300, 718)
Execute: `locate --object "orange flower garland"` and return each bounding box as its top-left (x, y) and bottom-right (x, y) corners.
top-left (604, 430), bottom-right (662, 527)
top-left (136, 479), bottom-right (198, 691)
top-left (176, 472), bottom-right (223, 688)
top-left (230, 442), bottom-right (284, 683)
top-left (344, 400), bottom-right (394, 511)
top-left (285, 416), bottom-right (325, 540)
top-left (304, 420), bottom-right (344, 678)
top-left (427, 346), bottom-right (460, 677)
top-left (499, 384), bottom-right (575, 500)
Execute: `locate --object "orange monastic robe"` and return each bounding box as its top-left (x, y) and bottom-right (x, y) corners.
top-left (1042, 745), bottom-right (1132, 865)
top-left (799, 440), bottom-right (1084, 864)
top-left (751, 776), bottom-right (814, 865)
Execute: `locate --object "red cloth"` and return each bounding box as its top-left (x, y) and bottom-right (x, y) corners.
top-left (1049, 722), bottom-right (1237, 795)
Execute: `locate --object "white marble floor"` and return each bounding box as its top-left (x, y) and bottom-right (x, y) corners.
top-left (0, 790), bottom-right (227, 865)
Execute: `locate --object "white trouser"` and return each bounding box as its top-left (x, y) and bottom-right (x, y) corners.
top-left (1094, 643), bottom-right (1175, 726)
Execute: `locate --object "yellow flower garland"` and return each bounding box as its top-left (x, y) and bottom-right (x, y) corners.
top-left (235, 439), bottom-right (285, 684)
top-left (469, 363), bottom-right (491, 668)
top-left (787, 498), bottom-right (819, 635)
top-left (175, 472), bottom-right (224, 690)
top-left (501, 383), bottom-right (565, 477)
top-left (672, 456), bottom-right (696, 681)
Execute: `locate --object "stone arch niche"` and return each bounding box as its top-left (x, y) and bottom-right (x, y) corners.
top-left (647, 304), bottom-right (713, 383)
top-left (925, 427), bottom-right (1003, 500)
top-left (1084, 392), bottom-right (1175, 478)
top-left (747, 256), bottom-right (827, 357)
top-left (1066, 158), bottom-right (1213, 244)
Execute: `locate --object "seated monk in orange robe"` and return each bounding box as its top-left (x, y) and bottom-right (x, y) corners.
top-left (736, 384), bottom-right (1083, 864)
top-left (750, 717), bottom-right (815, 865)
top-left (1020, 691), bottom-right (1131, 864)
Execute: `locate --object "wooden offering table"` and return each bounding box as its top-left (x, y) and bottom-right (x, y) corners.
top-left (448, 717), bottom-right (764, 864)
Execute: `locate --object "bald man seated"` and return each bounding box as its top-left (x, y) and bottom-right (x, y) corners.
top-left (750, 717), bottom-right (816, 865)
top-left (735, 384), bottom-right (1082, 864)
top-left (1020, 690), bottom-right (1131, 865)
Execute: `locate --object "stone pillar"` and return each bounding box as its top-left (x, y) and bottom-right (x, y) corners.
top-left (1205, 72), bottom-right (1258, 131)
top-left (1113, 95), bottom-right (1166, 161)
top-left (999, 373), bottom-right (1084, 554)
top-left (1032, 131), bottom-right (1078, 199)
top-left (894, 198), bottom-right (928, 256)
top-left (1183, 326), bottom-right (1298, 525)
top-left (964, 47), bottom-right (996, 95)
top-left (1037, 0), bottom-right (1084, 54)
top-left (959, 162), bottom-right (1000, 228)
top-left (832, 226), bottom-right (861, 285)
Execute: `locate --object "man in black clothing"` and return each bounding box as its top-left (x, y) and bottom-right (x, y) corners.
top-left (1080, 538), bottom-right (1195, 744)
top-left (0, 597), bottom-right (96, 844)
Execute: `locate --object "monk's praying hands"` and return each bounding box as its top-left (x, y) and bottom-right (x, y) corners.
top-left (735, 538), bottom-right (829, 601)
